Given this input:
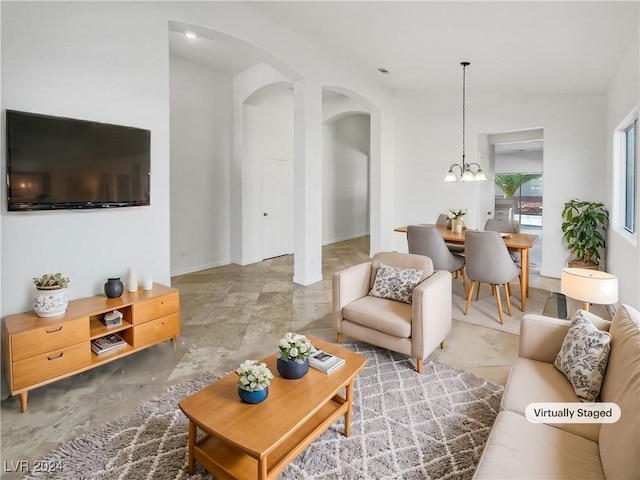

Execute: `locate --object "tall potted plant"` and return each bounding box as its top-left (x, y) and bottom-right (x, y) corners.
top-left (561, 199), bottom-right (608, 269)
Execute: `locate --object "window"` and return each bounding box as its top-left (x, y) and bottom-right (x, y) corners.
top-left (494, 173), bottom-right (543, 228)
top-left (624, 121), bottom-right (637, 233)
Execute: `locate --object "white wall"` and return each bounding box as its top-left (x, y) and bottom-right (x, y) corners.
top-left (1, 1), bottom-right (394, 306)
top-left (322, 114), bottom-right (370, 244)
top-left (606, 30), bottom-right (639, 308)
top-left (169, 55), bottom-right (232, 276)
top-left (392, 91), bottom-right (607, 280)
top-left (495, 151), bottom-right (543, 173)
top-left (5, 2), bottom-right (631, 309)
top-left (1, 3), bottom-right (171, 315)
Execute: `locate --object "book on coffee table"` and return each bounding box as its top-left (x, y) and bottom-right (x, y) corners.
top-left (309, 350), bottom-right (345, 374)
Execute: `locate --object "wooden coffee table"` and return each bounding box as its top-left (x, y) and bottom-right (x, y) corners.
top-left (178, 335), bottom-right (367, 479)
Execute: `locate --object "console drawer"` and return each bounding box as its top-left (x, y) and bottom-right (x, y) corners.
top-left (12, 317), bottom-right (89, 361)
top-left (13, 342), bottom-right (90, 390)
top-left (132, 313), bottom-right (180, 348)
top-left (131, 293), bottom-right (179, 324)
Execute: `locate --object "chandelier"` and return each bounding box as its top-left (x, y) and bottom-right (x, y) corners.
top-left (444, 62), bottom-right (486, 182)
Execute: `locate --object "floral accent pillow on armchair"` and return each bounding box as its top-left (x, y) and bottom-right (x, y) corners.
top-left (554, 310), bottom-right (612, 402)
top-left (368, 263), bottom-right (423, 304)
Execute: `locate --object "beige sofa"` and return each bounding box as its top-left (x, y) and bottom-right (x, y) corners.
top-left (474, 303), bottom-right (640, 479)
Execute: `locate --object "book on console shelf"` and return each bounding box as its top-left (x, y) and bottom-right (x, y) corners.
top-left (101, 310), bottom-right (123, 328)
top-left (91, 333), bottom-right (127, 356)
top-left (309, 350), bottom-right (345, 374)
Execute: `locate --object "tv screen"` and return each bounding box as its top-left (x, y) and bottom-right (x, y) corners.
top-left (6, 110), bottom-right (150, 211)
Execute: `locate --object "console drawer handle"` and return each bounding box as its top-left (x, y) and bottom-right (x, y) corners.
top-left (47, 352), bottom-right (64, 361)
top-left (45, 326), bottom-right (63, 334)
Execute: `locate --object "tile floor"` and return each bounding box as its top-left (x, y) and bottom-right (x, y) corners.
top-left (0, 236), bottom-right (561, 478)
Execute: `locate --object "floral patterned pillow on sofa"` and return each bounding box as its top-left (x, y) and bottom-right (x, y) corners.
top-left (554, 310), bottom-right (612, 402)
top-left (368, 263), bottom-right (423, 304)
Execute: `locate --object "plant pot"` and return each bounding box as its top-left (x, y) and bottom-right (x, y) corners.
top-left (104, 278), bottom-right (124, 298)
top-left (277, 357), bottom-right (310, 379)
top-left (238, 387), bottom-right (268, 404)
top-left (33, 287), bottom-right (69, 318)
top-left (568, 260), bottom-right (599, 271)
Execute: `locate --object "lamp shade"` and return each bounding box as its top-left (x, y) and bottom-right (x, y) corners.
top-left (474, 169), bottom-right (487, 181)
top-left (444, 170), bottom-right (457, 182)
top-left (561, 268), bottom-right (618, 306)
top-left (461, 169), bottom-right (474, 182)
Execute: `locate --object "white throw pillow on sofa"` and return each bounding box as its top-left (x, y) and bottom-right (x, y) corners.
top-left (554, 310), bottom-right (612, 402)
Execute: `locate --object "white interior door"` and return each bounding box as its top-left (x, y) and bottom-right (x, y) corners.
top-left (262, 158), bottom-right (291, 259)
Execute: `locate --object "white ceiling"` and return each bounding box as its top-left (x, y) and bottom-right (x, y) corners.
top-left (169, 1), bottom-right (639, 95)
top-left (168, 25), bottom-right (274, 75)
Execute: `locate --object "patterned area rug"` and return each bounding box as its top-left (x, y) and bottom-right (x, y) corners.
top-left (26, 344), bottom-right (503, 480)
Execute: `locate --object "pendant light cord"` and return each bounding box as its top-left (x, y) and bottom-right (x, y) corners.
top-left (462, 62), bottom-right (467, 168)
top-left (444, 61), bottom-right (485, 182)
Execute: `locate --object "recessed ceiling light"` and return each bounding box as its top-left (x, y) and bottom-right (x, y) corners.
top-left (185, 32), bottom-right (197, 39)
top-left (377, 67), bottom-right (390, 74)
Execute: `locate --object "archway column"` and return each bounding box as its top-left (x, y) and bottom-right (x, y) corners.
top-left (371, 108), bottom-right (394, 256)
top-left (293, 78), bottom-right (323, 285)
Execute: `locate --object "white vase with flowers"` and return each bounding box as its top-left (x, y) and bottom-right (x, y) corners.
top-left (448, 209), bottom-right (467, 232)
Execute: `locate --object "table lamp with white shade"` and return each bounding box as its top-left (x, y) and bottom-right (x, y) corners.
top-left (560, 268), bottom-right (619, 311)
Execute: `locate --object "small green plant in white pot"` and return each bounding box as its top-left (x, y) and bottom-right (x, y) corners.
top-left (32, 273), bottom-right (70, 317)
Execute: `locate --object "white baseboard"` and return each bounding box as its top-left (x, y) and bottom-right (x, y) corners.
top-left (539, 268), bottom-right (560, 279)
top-left (293, 273), bottom-right (324, 286)
top-left (171, 259), bottom-right (230, 277)
top-left (323, 232), bottom-right (369, 246)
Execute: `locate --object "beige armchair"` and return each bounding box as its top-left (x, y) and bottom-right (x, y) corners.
top-left (332, 252), bottom-right (452, 374)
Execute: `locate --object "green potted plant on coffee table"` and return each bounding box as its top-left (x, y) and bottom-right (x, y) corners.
top-left (561, 199), bottom-right (608, 269)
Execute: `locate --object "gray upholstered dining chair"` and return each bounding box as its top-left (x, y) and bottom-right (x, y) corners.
top-left (407, 225), bottom-right (467, 296)
top-left (463, 230), bottom-right (520, 324)
top-left (484, 218), bottom-right (520, 234)
top-left (436, 213), bottom-right (449, 226)
top-left (436, 213), bottom-right (465, 254)
top-left (484, 218), bottom-right (521, 263)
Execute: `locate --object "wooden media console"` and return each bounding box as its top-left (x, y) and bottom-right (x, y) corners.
top-left (2, 283), bottom-right (180, 412)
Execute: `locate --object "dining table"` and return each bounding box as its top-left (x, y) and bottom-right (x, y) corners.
top-left (394, 224), bottom-right (539, 311)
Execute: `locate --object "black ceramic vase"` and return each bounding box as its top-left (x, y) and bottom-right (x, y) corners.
top-left (104, 278), bottom-right (124, 298)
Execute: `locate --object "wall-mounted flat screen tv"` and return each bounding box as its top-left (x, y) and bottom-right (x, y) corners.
top-left (6, 110), bottom-right (150, 211)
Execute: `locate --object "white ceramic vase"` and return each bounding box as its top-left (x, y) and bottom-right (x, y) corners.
top-left (33, 287), bottom-right (69, 318)
top-left (141, 274), bottom-right (153, 291)
top-left (127, 267), bottom-right (138, 292)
